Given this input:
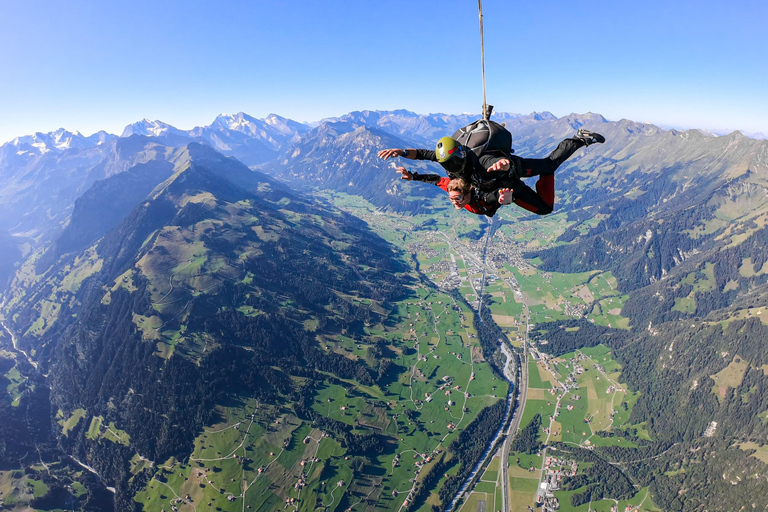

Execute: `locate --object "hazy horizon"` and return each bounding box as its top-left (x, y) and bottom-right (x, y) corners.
top-left (1, 0), bottom-right (766, 144)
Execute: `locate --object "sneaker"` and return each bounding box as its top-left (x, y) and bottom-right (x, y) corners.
top-left (576, 128), bottom-right (605, 146)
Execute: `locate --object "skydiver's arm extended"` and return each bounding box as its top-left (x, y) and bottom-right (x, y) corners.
top-left (395, 167), bottom-right (442, 184)
top-left (378, 148), bottom-right (440, 164)
top-left (411, 171), bottom-right (442, 184)
top-left (412, 149), bottom-right (438, 161)
top-left (379, 148), bottom-right (411, 160)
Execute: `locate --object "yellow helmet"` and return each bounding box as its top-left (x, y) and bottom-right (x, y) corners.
top-left (436, 137), bottom-right (463, 163)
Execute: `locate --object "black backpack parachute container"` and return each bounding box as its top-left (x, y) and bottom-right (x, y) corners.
top-left (452, 106), bottom-right (513, 159)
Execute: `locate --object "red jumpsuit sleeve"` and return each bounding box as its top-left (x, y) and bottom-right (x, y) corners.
top-left (435, 177), bottom-right (451, 192)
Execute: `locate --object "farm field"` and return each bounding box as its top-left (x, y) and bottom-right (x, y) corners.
top-left (552, 486), bottom-right (660, 512)
top-left (507, 266), bottom-right (628, 329)
top-left (524, 345), bottom-right (653, 509)
top-left (317, 194), bottom-right (654, 510)
top-left (133, 286), bottom-right (506, 512)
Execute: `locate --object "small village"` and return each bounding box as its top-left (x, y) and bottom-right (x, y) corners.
top-left (536, 455), bottom-right (579, 506)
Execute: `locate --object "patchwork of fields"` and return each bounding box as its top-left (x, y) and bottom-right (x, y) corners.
top-left (323, 194), bottom-right (658, 512)
top-left (1, 193), bottom-right (658, 512)
top-left (133, 286), bottom-right (506, 512)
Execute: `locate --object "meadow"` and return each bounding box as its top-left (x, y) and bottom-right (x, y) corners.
top-left (132, 284), bottom-right (506, 512)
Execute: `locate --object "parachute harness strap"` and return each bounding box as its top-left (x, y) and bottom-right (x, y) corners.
top-left (478, 0), bottom-right (488, 121)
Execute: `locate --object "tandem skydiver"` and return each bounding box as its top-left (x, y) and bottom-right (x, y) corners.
top-left (393, 169), bottom-right (514, 218)
top-left (378, 128), bottom-right (605, 216)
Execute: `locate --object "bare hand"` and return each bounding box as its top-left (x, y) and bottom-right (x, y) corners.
top-left (378, 148), bottom-right (404, 160)
top-left (488, 158), bottom-right (510, 172)
top-left (498, 188), bottom-right (514, 205)
top-left (396, 167), bottom-right (413, 180)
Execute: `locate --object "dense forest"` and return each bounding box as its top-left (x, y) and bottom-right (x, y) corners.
top-left (533, 172), bottom-right (717, 290)
top-left (437, 399), bottom-right (507, 507)
top-left (511, 414), bottom-right (542, 455)
top-left (551, 443), bottom-right (634, 506)
top-left (533, 168), bottom-right (768, 324)
top-left (468, 294), bottom-right (507, 378)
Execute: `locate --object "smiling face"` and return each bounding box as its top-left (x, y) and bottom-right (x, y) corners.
top-left (446, 178), bottom-right (472, 209)
top-left (448, 190), bottom-right (469, 209)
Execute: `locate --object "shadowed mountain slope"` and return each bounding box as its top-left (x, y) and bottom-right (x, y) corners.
top-left (1, 142), bottom-right (412, 510)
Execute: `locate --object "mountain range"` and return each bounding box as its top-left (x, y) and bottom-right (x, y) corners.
top-left (2, 108), bottom-right (768, 511)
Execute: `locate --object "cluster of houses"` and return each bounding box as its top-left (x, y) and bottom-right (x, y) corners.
top-left (566, 301), bottom-right (587, 317)
top-left (560, 357), bottom-right (589, 391)
top-left (164, 494), bottom-right (195, 511)
top-left (407, 236), bottom-right (463, 289)
top-left (536, 456), bottom-right (579, 510)
top-left (471, 272), bottom-right (499, 292)
top-left (425, 375), bottom-right (464, 401)
top-left (439, 258), bottom-right (463, 290)
top-left (538, 495), bottom-right (560, 512)
top-left (295, 463), bottom-right (316, 490)
top-left (484, 228), bottom-right (537, 271)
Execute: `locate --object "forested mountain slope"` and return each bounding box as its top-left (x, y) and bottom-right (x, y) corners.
top-left (0, 142), bottom-right (414, 510)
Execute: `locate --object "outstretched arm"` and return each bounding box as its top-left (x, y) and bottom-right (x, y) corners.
top-left (380, 148), bottom-right (440, 162)
top-left (395, 166), bottom-right (442, 184)
top-left (379, 148), bottom-right (412, 160)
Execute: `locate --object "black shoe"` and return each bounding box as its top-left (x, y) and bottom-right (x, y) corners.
top-left (576, 128), bottom-right (605, 146)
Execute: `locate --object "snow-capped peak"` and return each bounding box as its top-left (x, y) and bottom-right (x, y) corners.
top-left (121, 119), bottom-right (177, 138)
top-left (6, 128), bottom-right (94, 155)
top-left (265, 114), bottom-right (286, 126)
top-left (211, 112), bottom-right (261, 135)
top-left (51, 128), bottom-right (83, 149)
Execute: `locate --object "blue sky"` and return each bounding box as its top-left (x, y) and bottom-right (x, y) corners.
top-left (1, 0), bottom-right (766, 143)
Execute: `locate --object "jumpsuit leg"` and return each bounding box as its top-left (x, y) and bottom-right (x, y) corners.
top-left (503, 137), bottom-right (585, 215)
top-left (513, 137), bottom-right (586, 177)
top-left (508, 178), bottom-right (554, 215)
top-left (475, 138), bottom-right (585, 216)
